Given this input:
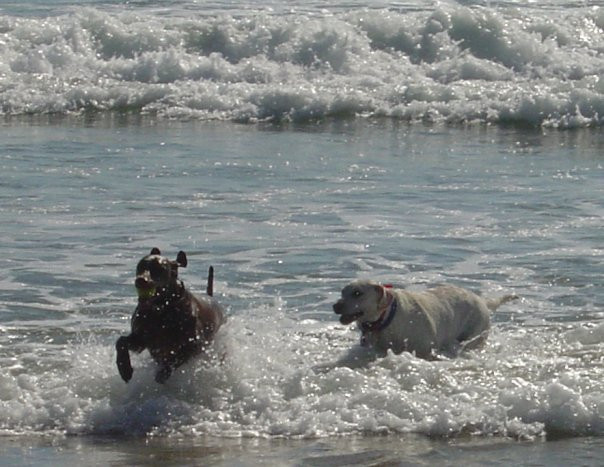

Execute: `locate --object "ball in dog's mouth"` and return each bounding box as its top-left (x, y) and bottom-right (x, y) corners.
top-left (136, 286), bottom-right (156, 300)
top-left (339, 312), bottom-right (362, 325)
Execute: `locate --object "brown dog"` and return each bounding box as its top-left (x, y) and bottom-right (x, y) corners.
top-left (116, 248), bottom-right (225, 383)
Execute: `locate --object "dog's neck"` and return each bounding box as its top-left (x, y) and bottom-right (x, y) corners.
top-left (360, 289), bottom-right (397, 334)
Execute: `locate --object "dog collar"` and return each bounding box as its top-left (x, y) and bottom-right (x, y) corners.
top-left (360, 289), bottom-right (397, 333)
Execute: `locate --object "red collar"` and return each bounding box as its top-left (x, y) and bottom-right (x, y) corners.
top-left (360, 288), bottom-right (397, 333)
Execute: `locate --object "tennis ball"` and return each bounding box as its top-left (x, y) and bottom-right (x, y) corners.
top-left (136, 286), bottom-right (156, 300)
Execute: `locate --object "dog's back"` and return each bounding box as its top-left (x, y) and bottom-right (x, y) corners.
top-left (189, 291), bottom-right (225, 344)
top-left (361, 285), bottom-right (512, 358)
top-left (137, 289), bottom-right (223, 368)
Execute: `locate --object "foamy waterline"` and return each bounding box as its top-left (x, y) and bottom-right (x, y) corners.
top-left (1, 300), bottom-right (603, 441)
top-left (1, 5), bottom-right (604, 127)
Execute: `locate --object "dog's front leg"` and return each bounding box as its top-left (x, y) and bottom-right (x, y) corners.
top-left (155, 365), bottom-right (172, 384)
top-left (116, 335), bottom-right (143, 382)
top-left (154, 349), bottom-right (190, 384)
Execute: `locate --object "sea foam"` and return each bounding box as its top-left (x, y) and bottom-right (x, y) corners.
top-left (1, 300), bottom-right (602, 440)
top-left (1, 5), bottom-right (604, 127)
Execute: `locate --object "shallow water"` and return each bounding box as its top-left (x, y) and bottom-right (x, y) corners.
top-left (2, 0), bottom-right (604, 464)
top-left (2, 434), bottom-right (604, 466)
top-left (1, 120), bottom-right (603, 467)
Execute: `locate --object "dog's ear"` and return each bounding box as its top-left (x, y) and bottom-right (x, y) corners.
top-left (373, 284), bottom-right (384, 301)
top-left (176, 251), bottom-right (187, 268)
top-left (150, 247), bottom-right (161, 255)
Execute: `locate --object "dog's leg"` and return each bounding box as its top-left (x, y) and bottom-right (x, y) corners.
top-left (116, 336), bottom-right (134, 382)
top-left (115, 335), bottom-right (144, 383)
top-left (459, 330), bottom-right (489, 352)
top-left (153, 341), bottom-right (204, 383)
top-left (155, 365), bottom-right (172, 384)
top-left (153, 349), bottom-right (186, 384)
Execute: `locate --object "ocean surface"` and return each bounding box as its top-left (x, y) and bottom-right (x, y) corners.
top-left (1, 0), bottom-right (604, 465)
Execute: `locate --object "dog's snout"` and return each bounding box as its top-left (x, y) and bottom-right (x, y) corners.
top-left (135, 275), bottom-right (152, 289)
top-left (333, 301), bottom-right (343, 314)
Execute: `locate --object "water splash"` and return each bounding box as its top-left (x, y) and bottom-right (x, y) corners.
top-left (2, 300), bottom-right (602, 440)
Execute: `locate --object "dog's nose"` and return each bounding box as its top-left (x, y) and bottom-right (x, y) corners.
top-left (333, 302), bottom-right (343, 314)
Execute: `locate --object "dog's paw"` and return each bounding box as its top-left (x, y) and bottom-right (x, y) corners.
top-left (118, 363), bottom-right (133, 382)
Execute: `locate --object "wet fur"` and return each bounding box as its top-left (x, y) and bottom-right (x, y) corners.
top-left (333, 280), bottom-right (517, 359)
top-left (116, 248), bottom-right (225, 383)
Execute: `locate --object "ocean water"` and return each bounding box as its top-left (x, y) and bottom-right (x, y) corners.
top-left (2, 0), bottom-right (604, 127)
top-left (1, 0), bottom-right (604, 465)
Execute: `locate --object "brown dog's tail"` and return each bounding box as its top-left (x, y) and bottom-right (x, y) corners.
top-left (486, 294), bottom-right (519, 311)
top-left (206, 266), bottom-right (214, 296)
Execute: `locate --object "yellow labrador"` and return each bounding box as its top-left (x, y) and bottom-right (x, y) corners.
top-left (333, 280), bottom-right (517, 359)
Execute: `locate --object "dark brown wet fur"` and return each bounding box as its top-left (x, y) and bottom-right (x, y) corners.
top-left (116, 248), bottom-right (224, 383)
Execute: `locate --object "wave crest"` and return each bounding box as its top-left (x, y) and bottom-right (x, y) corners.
top-left (1, 6), bottom-right (604, 127)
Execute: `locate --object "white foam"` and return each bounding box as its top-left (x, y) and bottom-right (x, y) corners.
top-left (1, 300), bottom-right (603, 440)
top-left (1, 5), bottom-right (604, 127)
top-left (563, 322), bottom-right (604, 345)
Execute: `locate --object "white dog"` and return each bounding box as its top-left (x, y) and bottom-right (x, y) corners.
top-left (333, 280), bottom-right (517, 359)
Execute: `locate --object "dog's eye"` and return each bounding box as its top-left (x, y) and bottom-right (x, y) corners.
top-left (353, 290), bottom-right (362, 298)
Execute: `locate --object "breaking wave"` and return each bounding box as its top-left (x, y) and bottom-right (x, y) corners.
top-left (2, 3), bottom-right (604, 127)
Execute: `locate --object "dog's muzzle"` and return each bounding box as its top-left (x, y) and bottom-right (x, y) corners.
top-left (333, 302), bottom-right (363, 325)
top-left (135, 275), bottom-right (156, 300)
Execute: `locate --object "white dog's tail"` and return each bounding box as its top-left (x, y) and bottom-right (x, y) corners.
top-left (486, 294), bottom-right (519, 311)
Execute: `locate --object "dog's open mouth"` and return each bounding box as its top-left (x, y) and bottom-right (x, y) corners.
top-left (136, 286), bottom-right (156, 300)
top-left (339, 312), bottom-right (362, 325)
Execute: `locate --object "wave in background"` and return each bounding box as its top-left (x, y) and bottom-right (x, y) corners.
top-left (2, 3), bottom-right (604, 127)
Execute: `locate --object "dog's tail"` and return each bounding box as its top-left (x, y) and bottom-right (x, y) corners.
top-left (206, 266), bottom-right (214, 296)
top-left (486, 294), bottom-right (519, 311)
